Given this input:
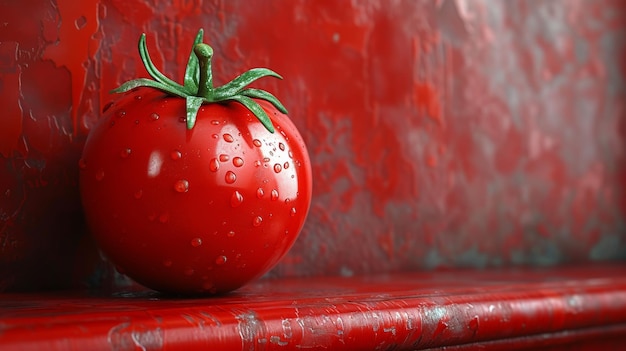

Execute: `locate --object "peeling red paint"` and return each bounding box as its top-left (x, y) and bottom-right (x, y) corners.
top-left (1, 0), bottom-right (625, 291)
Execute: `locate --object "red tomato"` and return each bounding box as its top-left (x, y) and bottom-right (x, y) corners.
top-left (79, 31), bottom-right (312, 295)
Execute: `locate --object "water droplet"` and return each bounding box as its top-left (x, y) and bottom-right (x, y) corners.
top-left (253, 139), bottom-right (262, 147)
top-left (134, 95), bottom-right (142, 100)
top-left (211, 120), bottom-right (220, 125)
top-left (233, 157), bottom-right (244, 167)
top-left (78, 158), bottom-right (87, 170)
top-left (230, 190), bottom-right (244, 207)
top-left (219, 154), bottom-right (230, 162)
top-left (284, 162), bottom-right (289, 169)
top-left (184, 267), bottom-right (195, 276)
top-left (256, 188), bottom-right (265, 198)
top-left (254, 160), bottom-right (261, 167)
top-left (174, 179), bottom-right (189, 193)
top-left (227, 230), bottom-right (236, 237)
top-left (134, 189), bottom-right (143, 199)
top-left (212, 134), bottom-right (219, 139)
top-left (120, 148), bottom-right (132, 158)
top-left (288, 150), bottom-right (293, 158)
top-left (209, 158), bottom-right (220, 172)
top-left (163, 259), bottom-right (173, 267)
top-left (95, 169), bottom-right (105, 181)
top-left (150, 112), bottom-right (160, 121)
top-left (179, 116), bottom-right (187, 123)
top-left (290, 207), bottom-right (297, 217)
top-left (252, 216), bottom-right (263, 227)
top-left (103, 102), bottom-right (114, 113)
top-left (271, 189), bottom-right (279, 201)
top-left (279, 142), bottom-right (285, 151)
top-left (225, 171), bottom-right (237, 184)
top-left (159, 212), bottom-right (170, 223)
top-left (215, 255), bottom-right (228, 265)
top-left (170, 150), bottom-right (182, 160)
top-left (190, 237), bottom-right (203, 247)
top-left (134, 119), bottom-right (140, 125)
top-left (223, 133), bottom-right (234, 142)
top-left (117, 110), bottom-right (126, 118)
top-left (273, 164), bottom-right (282, 173)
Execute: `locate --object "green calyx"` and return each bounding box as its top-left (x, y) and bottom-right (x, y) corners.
top-left (112, 29), bottom-right (287, 133)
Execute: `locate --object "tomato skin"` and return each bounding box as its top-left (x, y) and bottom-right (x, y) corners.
top-left (79, 87), bottom-right (312, 295)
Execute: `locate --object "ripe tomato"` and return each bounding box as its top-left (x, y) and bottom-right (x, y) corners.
top-left (79, 30), bottom-right (312, 295)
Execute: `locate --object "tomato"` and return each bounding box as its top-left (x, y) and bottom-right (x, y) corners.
top-left (79, 30), bottom-right (312, 295)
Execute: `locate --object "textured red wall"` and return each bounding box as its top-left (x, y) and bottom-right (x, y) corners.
top-left (1, 0), bottom-right (625, 291)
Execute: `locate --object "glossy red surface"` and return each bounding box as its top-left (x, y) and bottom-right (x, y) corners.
top-left (80, 86), bottom-right (312, 295)
top-left (1, 264), bottom-right (626, 350)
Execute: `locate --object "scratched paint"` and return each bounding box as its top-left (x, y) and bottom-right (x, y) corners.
top-left (0, 0), bottom-right (625, 291)
top-left (1, 265), bottom-right (626, 349)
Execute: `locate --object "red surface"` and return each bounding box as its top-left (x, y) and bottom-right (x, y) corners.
top-left (1, 264), bottom-right (626, 350)
top-left (1, 0), bottom-right (625, 292)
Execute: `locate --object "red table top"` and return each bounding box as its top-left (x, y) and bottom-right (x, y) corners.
top-left (1, 263), bottom-right (626, 350)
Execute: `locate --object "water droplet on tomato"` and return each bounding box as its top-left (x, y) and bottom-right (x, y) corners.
top-left (215, 255), bottom-right (228, 265)
top-left (174, 179), bottom-right (189, 193)
top-left (179, 116), bottom-right (186, 123)
top-left (288, 150), bottom-right (293, 158)
top-left (230, 190), bottom-right (244, 207)
top-left (263, 157), bottom-right (270, 163)
top-left (159, 212), bottom-right (170, 223)
top-left (95, 169), bottom-right (105, 181)
top-left (190, 237), bottom-right (203, 247)
top-left (78, 158), bottom-right (87, 170)
top-left (209, 158), bottom-right (220, 172)
top-left (117, 110), bottom-right (126, 118)
top-left (254, 160), bottom-right (261, 167)
top-left (120, 148), bottom-right (132, 158)
top-left (279, 142), bottom-right (285, 151)
top-left (170, 150), bottom-right (182, 160)
top-left (219, 154), bottom-right (230, 162)
top-left (223, 133), bottom-right (234, 142)
top-left (134, 189), bottom-right (143, 199)
top-left (290, 207), bottom-right (297, 217)
top-left (273, 164), bottom-right (282, 173)
top-left (284, 162), bottom-right (289, 169)
top-left (212, 134), bottom-right (219, 139)
top-left (150, 112), bottom-right (160, 121)
top-left (252, 216), bottom-right (263, 227)
top-left (256, 188), bottom-right (264, 198)
top-left (227, 230), bottom-right (236, 237)
top-left (271, 189), bottom-right (279, 201)
top-left (233, 157), bottom-right (244, 167)
top-left (211, 120), bottom-right (220, 125)
top-left (162, 259), bottom-right (173, 267)
top-left (134, 95), bottom-right (142, 101)
top-left (103, 102), bottom-right (114, 113)
top-left (225, 171), bottom-right (236, 184)
top-left (253, 139), bottom-right (262, 147)
top-left (184, 267), bottom-right (195, 276)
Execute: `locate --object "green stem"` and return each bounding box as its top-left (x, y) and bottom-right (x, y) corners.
top-left (194, 43), bottom-right (214, 98)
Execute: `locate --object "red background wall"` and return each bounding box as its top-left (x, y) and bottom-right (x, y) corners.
top-left (1, 0), bottom-right (625, 291)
